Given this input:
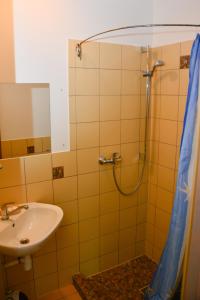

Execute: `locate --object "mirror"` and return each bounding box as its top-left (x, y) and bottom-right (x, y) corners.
top-left (0, 83), bottom-right (51, 159)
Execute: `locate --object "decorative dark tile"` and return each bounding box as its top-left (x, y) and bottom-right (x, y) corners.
top-left (73, 255), bottom-right (157, 300)
top-left (27, 145), bottom-right (35, 154)
top-left (53, 166), bottom-right (64, 179)
top-left (180, 55), bottom-right (190, 69)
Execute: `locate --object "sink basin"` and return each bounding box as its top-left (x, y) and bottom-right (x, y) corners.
top-left (0, 202), bottom-right (63, 257)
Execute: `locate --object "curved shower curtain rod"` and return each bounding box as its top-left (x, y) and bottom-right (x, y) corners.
top-left (76, 23), bottom-right (200, 58)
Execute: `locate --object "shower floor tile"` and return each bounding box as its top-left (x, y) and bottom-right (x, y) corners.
top-left (73, 255), bottom-right (157, 300)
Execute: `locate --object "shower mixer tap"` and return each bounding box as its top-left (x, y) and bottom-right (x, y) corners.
top-left (99, 153), bottom-right (122, 165)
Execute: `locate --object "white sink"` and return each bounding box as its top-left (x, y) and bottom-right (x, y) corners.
top-left (0, 202), bottom-right (63, 257)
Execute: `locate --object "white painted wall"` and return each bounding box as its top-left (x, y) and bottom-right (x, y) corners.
top-left (12, 0), bottom-right (154, 151)
top-left (152, 0), bottom-right (200, 46)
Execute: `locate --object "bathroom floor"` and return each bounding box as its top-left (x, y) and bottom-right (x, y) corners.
top-left (73, 255), bottom-right (157, 300)
top-left (38, 285), bottom-right (82, 300)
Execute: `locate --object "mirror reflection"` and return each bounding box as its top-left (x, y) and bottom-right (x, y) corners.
top-left (0, 83), bottom-right (51, 159)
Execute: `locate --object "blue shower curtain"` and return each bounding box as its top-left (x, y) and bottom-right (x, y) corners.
top-left (145, 34), bottom-right (200, 300)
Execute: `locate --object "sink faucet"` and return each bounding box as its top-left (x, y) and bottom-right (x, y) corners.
top-left (0, 202), bottom-right (29, 221)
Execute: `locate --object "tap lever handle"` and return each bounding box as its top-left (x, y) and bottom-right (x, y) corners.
top-left (1, 202), bottom-right (15, 209)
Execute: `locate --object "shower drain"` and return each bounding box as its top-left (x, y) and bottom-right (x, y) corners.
top-left (20, 238), bottom-right (30, 244)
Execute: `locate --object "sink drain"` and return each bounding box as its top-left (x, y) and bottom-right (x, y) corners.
top-left (20, 238), bottom-right (30, 245)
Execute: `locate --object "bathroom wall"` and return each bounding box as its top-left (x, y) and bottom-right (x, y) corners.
top-left (0, 41), bottom-right (148, 299)
top-left (12, 0), bottom-right (153, 152)
top-left (145, 40), bottom-right (193, 262)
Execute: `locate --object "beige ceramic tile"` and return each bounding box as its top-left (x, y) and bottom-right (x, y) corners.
top-left (151, 70), bottom-right (161, 95)
top-left (121, 119), bottom-right (140, 143)
top-left (154, 228), bottom-right (168, 250)
top-left (155, 208), bottom-right (171, 234)
top-left (160, 95), bottom-right (178, 120)
top-left (70, 123), bottom-right (77, 151)
top-left (57, 245), bottom-right (79, 270)
top-left (79, 217), bottom-right (99, 242)
top-left (148, 183), bottom-right (157, 205)
top-left (58, 200), bottom-right (78, 226)
top-left (146, 204), bottom-right (156, 225)
top-left (122, 45), bottom-right (141, 70)
top-left (159, 119), bottom-right (177, 145)
top-left (149, 118), bottom-right (160, 141)
top-left (119, 245), bottom-right (135, 264)
top-left (76, 68), bottom-right (99, 95)
top-left (121, 142), bottom-right (139, 166)
top-left (100, 211), bottom-right (119, 235)
top-left (0, 158), bottom-right (25, 188)
top-left (68, 40), bottom-right (77, 68)
top-left (150, 95), bottom-right (160, 118)
top-left (161, 43), bottom-right (180, 70)
top-left (69, 96), bottom-right (76, 123)
top-left (100, 169), bottom-right (118, 194)
top-left (148, 163), bottom-right (158, 185)
top-left (58, 265), bottom-right (79, 288)
top-left (34, 235), bottom-right (56, 257)
top-left (137, 203), bottom-right (147, 224)
top-left (119, 226), bottom-right (136, 249)
top-left (6, 263), bottom-right (33, 287)
top-left (100, 232), bottom-right (119, 255)
top-left (80, 238), bottom-right (99, 262)
top-left (156, 187), bottom-right (173, 214)
top-left (147, 141), bottom-right (159, 163)
top-left (121, 70), bottom-right (140, 95)
top-left (177, 122), bottom-right (183, 146)
top-left (119, 192), bottom-right (138, 210)
top-left (121, 95), bottom-right (140, 119)
top-left (0, 185), bottom-right (26, 206)
top-left (100, 42), bottom-right (121, 69)
top-left (100, 96), bottom-right (120, 121)
top-left (52, 151), bottom-right (77, 177)
top-left (100, 69), bottom-right (121, 95)
top-left (35, 273), bottom-right (59, 297)
top-left (120, 165), bottom-right (139, 189)
top-left (76, 41), bottom-right (99, 68)
top-left (69, 68), bottom-right (76, 96)
top-left (1, 141), bottom-right (12, 158)
top-left (178, 96), bottom-right (187, 121)
top-left (78, 195), bottom-right (99, 220)
top-left (100, 191), bottom-right (119, 215)
top-left (180, 40), bottom-right (193, 55)
top-left (77, 148), bottom-right (99, 174)
top-left (76, 122), bottom-right (99, 149)
top-left (76, 96), bottom-right (99, 123)
top-left (100, 121), bottom-right (120, 146)
top-left (136, 223), bottom-right (146, 241)
top-left (160, 70), bottom-right (179, 95)
top-left (53, 176), bottom-right (77, 203)
top-left (33, 252), bottom-right (57, 279)
top-left (56, 223), bottom-right (79, 249)
top-left (100, 252), bottom-right (118, 271)
top-left (11, 139), bottom-right (27, 157)
top-left (24, 154), bottom-right (52, 184)
top-left (157, 165), bottom-right (175, 192)
top-left (179, 69), bottom-right (189, 95)
top-left (119, 206), bottom-right (137, 229)
top-left (78, 172), bottom-right (99, 198)
top-left (158, 143), bottom-right (177, 169)
top-left (27, 180), bottom-right (53, 204)
top-left (80, 258), bottom-right (99, 277)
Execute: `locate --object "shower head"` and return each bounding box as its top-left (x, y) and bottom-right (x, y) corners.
top-left (154, 60), bottom-right (165, 67)
top-left (151, 60), bottom-right (164, 74)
